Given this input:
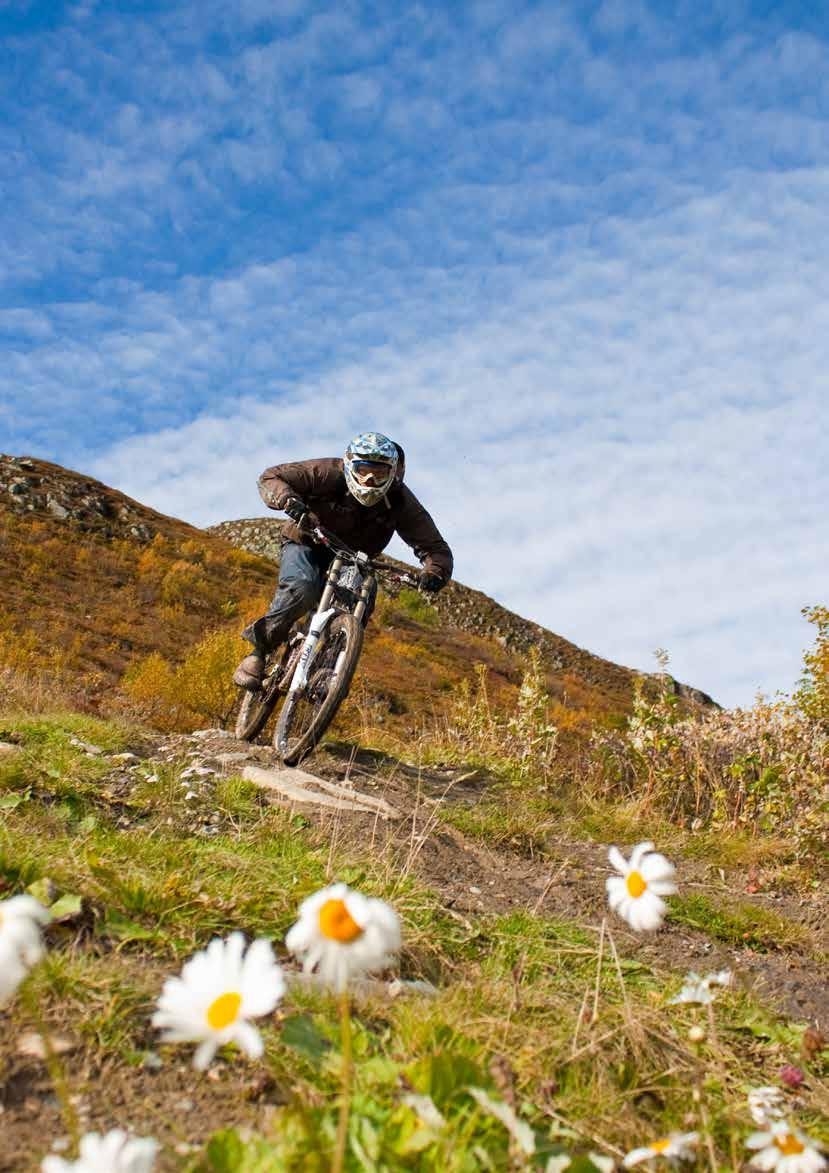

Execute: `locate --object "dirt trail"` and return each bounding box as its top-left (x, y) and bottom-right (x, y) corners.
top-left (111, 729), bottom-right (828, 1027)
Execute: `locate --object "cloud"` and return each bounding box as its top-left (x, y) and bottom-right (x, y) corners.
top-left (83, 166), bottom-right (829, 707)
top-left (2, 0), bottom-right (828, 707)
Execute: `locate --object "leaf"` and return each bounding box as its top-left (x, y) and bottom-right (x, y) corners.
top-left (407, 1051), bottom-right (484, 1110)
top-left (102, 911), bottom-right (153, 941)
top-left (26, 877), bottom-right (56, 904)
top-left (467, 1087), bottom-right (536, 1156)
top-left (281, 1014), bottom-right (330, 1066)
top-left (0, 789), bottom-right (30, 810)
top-left (205, 1130), bottom-right (246, 1172)
top-left (48, 893), bottom-right (84, 923)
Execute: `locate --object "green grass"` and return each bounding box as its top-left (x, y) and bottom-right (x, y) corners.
top-left (2, 709), bottom-right (828, 1171)
top-left (669, 891), bottom-right (814, 953)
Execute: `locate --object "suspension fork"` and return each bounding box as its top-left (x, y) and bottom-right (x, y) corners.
top-left (285, 555), bottom-right (344, 694)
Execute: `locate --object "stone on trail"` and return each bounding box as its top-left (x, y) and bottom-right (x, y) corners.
top-left (0, 741), bottom-right (21, 757)
top-left (69, 737), bottom-right (103, 755)
top-left (243, 765), bottom-right (401, 819)
top-left (214, 752), bottom-right (250, 766)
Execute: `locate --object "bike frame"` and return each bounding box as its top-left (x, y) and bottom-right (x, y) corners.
top-left (282, 526), bottom-right (417, 700)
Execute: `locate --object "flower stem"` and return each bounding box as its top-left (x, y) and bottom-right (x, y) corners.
top-left (332, 990), bottom-right (353, 1173)
top-left (20, 973), bottom-right (80, 1154)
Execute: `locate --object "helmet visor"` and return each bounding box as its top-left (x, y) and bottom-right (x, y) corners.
top-left (350, 459), bottom-right (394, 486)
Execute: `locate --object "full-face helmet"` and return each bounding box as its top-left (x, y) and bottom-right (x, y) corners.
top-left (344, 432), bottom-right (399, 506)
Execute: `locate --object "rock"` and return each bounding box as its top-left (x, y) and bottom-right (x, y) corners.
top-left (0, 741), bottom-right (21, 757)
top-left (46, 496), bottom-right (69, 520)
top-left (180, 765), bottom-right (214, 779)
top-left (111, 752), bottom-right (140, 764)
top-left (17, 1031), bottom-right (76, 1060)
top-left (215, 752), bottom-right (249, 765)
top-left (69, 737), bottom-right (103, 756)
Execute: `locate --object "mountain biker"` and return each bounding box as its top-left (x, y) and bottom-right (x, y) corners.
top-left (233, 432), bottom-right (454, 690)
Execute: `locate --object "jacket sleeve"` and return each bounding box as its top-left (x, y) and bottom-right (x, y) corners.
top-left (395, 487), bottom-right (454, 582)
top-left (257, 460), bottom-right (341, 511)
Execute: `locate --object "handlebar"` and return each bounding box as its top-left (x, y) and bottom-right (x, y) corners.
top-left (306, 520), bottom-right (420, 589)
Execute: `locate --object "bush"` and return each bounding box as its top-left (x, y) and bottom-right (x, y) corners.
top-left (795, 605), bottom-right (829, 725)
top-left (123, 628), bottom-right (245, 732)
top-left (439, 651), bottom-right (558, 781)
top-left (586, 641), bottom-right (828, 855)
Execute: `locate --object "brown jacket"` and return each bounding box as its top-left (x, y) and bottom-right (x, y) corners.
top-left (258, 457), bottom-right (453, 582)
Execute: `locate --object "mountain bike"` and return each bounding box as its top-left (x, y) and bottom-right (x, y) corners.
top-left (235, 524), bottom-right (419, 765)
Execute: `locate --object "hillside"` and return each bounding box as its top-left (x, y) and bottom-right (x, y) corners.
top-left (0, 453), bottom-right (711, 735)
top-left (1, 454), bottom-right (827, 1171)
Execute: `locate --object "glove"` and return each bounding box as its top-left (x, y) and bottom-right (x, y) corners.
top-left (280, 496), bottom-right (309, 523)
top-left (418, 570), bottom-right (445, 593)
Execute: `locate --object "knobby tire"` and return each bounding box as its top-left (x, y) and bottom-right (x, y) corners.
top-left (275, 612), bottom-right (363, 766)
top-left (235, 667), bottom-right (282, 743)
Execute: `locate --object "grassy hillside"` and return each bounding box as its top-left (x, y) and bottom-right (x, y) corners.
top-left (0, 454), bottom-right (696, 739)
top-left (1, 455), bottom-right (826, 1170)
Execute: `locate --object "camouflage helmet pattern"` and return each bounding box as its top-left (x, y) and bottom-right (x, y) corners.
top-left (344, 432), bottom-right (399, 506)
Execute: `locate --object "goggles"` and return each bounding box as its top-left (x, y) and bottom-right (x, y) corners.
top-left (350, 459), bottom-right (393, 486)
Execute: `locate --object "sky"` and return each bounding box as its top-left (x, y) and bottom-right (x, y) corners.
top-left (2, 0), bottom-right (828, 707)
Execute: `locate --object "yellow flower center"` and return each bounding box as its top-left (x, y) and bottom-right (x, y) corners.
top-left (319, 898), bottom-right (363, 943)
top-left (626, 870), bottom-right (647, 898)
top-left (206, 991), bottom-right (242, 1030)
top-left (649, 1139), bottom-right (671, 1154)
top-left (774, 1135), bottom-right (805, 1157)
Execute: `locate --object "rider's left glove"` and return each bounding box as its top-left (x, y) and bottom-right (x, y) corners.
top-left (418, 570), bottom-right (445, 593)
top-left (281, 495), bottom-right (309, 523)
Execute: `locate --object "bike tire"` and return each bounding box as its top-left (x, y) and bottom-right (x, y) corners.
top-left (274, 612), bottom-right (364, 766)
top-left (235, 672), bottom-right (282, 743)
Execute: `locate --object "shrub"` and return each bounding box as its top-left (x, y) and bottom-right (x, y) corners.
top-left (123, 628), bottom-right (245, 731)
top-left (439, 652), bottom-right (558, 781)
top-left (586, 641), bottom-right (828, 854)
top-left (795, 605), bottom-right (829, 725)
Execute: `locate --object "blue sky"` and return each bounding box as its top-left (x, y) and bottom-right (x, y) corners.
top-left (2, 0), bottom-right (828, 707)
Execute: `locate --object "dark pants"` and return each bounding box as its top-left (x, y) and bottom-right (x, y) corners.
top-left (242, 542), bottom-right (379, 653)
top-left (242, 542), bottom-right (333, 653)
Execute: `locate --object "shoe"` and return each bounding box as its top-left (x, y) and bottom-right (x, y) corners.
top-left (233, 652), bottom-right (265, 690)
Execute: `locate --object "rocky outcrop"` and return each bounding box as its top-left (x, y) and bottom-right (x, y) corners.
top-left (1, 454), bottom-right (171, 543)
top-left (208, 517), bottom-right (718, 708)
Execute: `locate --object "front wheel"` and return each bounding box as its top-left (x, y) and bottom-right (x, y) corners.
top-left (274, 612), bottom-right (364, 766)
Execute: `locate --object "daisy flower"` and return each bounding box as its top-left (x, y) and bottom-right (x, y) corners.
top-left (748, 1087), bottom-right (787, 1126)
top-left (606, 842), bottom-right (677, 932)
top-left (42, 1129), bottom-right (158, 1172)
top-left (670, 969), bottom-right (731, 1005)
top-left (623, 1133), bottom-right (699, 1167)
top-left (0, 895), bottom-right (50, 964)
top-left (0, 945), bottom-right (28, 1004)
top-left (746, 1122), bottom-right (827, 1172)
top-left (152, 934), bottom-right (285, 1071)
top-left (285, 882), bottom-right (401, 991)
top-left (0, 895), bottom-right (50, 1002)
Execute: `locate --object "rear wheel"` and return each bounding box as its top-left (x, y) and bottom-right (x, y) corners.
top-left (275, 612), bottom-right (363, 765)
top-left (234, 637), bottom-right (299, 742)
top-left (235, 672), bottom-right (281, 743)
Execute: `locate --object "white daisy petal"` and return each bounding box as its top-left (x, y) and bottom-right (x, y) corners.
top-left (628, 841), bottom-right (656, 871)
top-left (41, 1128), bottom-right (158, 1172)
top-left (0, 895), bottom-right (50, 1001)
top-left (153, 935), bottom-right (284, 1069)
top-left (605, 843), bottom-right (677, 932)
top-left (745, 1122), bottom-right (827, 1173)
top-left (747, 1087), bottom-right (787, 1126)
top-left (286, 883), bottom-right (401, 990)
top-left (623, 1132), bottom-right (699, 1167)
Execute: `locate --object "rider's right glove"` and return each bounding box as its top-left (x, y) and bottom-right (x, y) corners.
top-left (418, 570), bottom-right (446, 593)
top-left (280, 496), bottom-right (309, 523)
